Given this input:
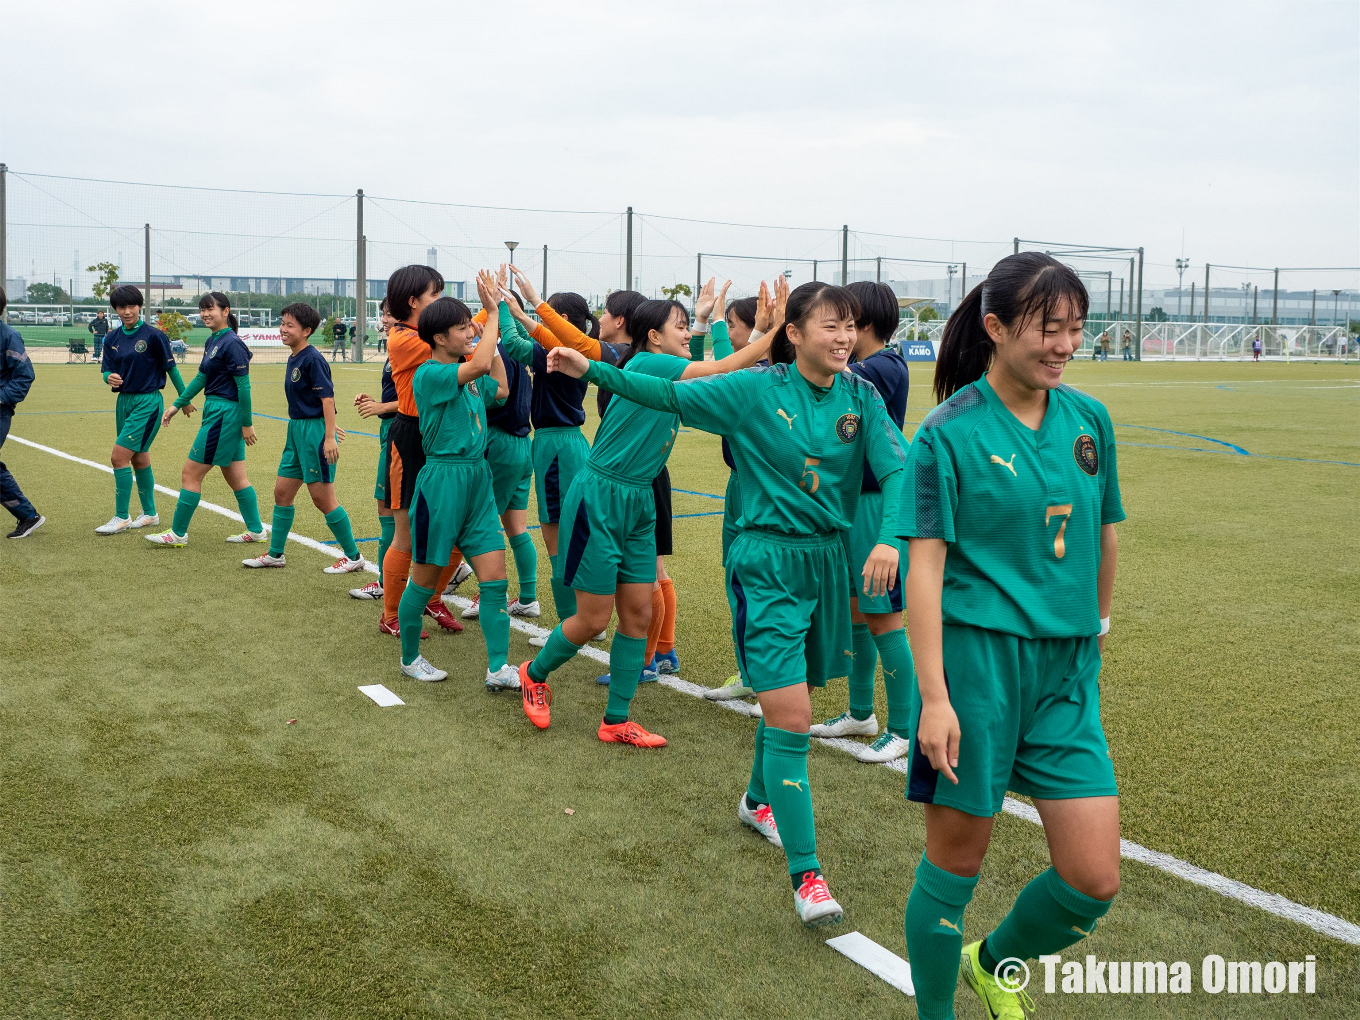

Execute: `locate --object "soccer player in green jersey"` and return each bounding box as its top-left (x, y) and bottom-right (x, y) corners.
top-left (516, 297), bottom-right (775, 748)
top-left (547, 282), bottom-right (905, 928)
top-left (241, 302), bottom-right (365, 575)
top-left (146, 292), bottom-right (266, 548)
top-left (393, 274), bottom-right (518, 689)
top-left (95, 285), bottom-right (190, 535)
top-left (897, 253), bottom-right (1122, 1020)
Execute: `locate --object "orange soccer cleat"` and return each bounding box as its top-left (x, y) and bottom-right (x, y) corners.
top-left (519, 662), bottom-right (552, 729)
top-left (597, 719), bottom-right (668, 748)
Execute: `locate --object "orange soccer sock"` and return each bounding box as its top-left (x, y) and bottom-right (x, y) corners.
top-left (657, 577), bottom-right (677, 653)
top-left (382, 548), bottom-right (413, 623)
top-left (431, 551), bottom-right (463, 606)
top-left (644, 585), bottom-right (666, 666)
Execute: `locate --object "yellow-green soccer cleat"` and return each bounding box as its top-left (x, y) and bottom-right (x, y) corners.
top-left (960, 941), bottom-right (1035, 1019)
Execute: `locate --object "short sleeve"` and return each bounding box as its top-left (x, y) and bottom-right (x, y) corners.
top-left (157, 330), bottom-right (175, 368)
top-left (897, 424), bottom-right (957, 542)
top-left (673, 371), bottom-right (763, 436)
top-left (414, 360), bottom-right (463, 407)
top-left (224, 338), bottom-right (250, 376)
top-left (480, 376), bottom-right (503, 408)
top-left (1096, 404), bottom-right (1126, 525)
top-left (861, 388), bottom-right (905, 481)
top-left (313, 353), bottom-right (335, 398)
top-left (631, 351), bottom-right (689, 382)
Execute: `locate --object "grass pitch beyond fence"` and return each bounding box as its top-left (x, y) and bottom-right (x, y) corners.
top-left (2, 359), bottom-right (1357, 1018)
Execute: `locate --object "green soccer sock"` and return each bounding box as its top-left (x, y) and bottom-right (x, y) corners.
top-left (548, 554), bottom-right (577, 620)
top-left (746, 718), bottom-right (769, 807)
top-left (848, 623), bottom-right (877, 720)
top-left (873, 628), bottom-right (916, 737)
top-left (134, 465), bottom-right (157, 516)
top-left (528, 624), bottom-right (582, 682)
top-left (233, 485), bottom-right (263, 534)
top-left (323, 506), bottom-right (360, 561)
top-left (113, 466), bottom-right (133, 519)
top-left (398, 581), bottom-right (434, 666)
top-left (981, 867), bottom-right (1113, 972)
top-left (905, 853), bottom-right (980, 1020)
top-left (268, 505), bottom-right (296, 558)
top-left (762, 727), bottom-right (819, 875)
top-left (509, 531), bottom-right (538, 603)
top-left (170, 488), bottom-right (201, 537)
top-left (603, 632), bottom-right (647, 724)
top-left (377, 515), bottom-right (395, 586)
top-left (478, 578), bottom-right (510, 671)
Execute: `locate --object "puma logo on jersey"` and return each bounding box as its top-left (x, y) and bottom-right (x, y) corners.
top-left (990, 453), bottom-right (1017, 476)
top-left (776, 409), bottom-right (797, 429)
top-left (938, 918), bottom-right (963, 934)
top-left (782, 779), bottom-right (804, 791)
top-left (1071, 923), bottom-right (1096, 938)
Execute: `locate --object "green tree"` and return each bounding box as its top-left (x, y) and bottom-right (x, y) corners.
top-left (1147, 306), bottom-right (1169, 322)
top-left (86, 262), bottom-right (120, 302)
top-left (157, 311), bottom-right (194, 343)
top-left (320, 314), bottom-right (341, 348)
top-left (661, 283), bottom-right (692, 303)
top-left (26, 282), bottom-right (69, 304)
top-left (917, 305), bottom-right (939, 322)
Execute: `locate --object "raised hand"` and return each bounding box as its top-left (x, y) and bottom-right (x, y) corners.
top-left (545, 346), bottom-right (590, 378)
top-left (511, 266), bottom-right (541, 308)
top-left (772, 274), bottom-right (790, 330)
top-left (496, 263), bottom-right (510, 292)
top-left (695, 276), bottom-right (717, 322)
top-left (713, 279), bottom-right (731, 322)
top-left (753, 280), bottom-right (774, 333)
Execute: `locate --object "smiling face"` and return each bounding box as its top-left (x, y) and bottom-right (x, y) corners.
top-left (646, 305), bottom-right (693, 358)
top-left (279, 313), bottom-right (310, 350)
top-left (986, 298), bottom-right (1084, 390)
top-left (787, 299), bottom-right (857, 381)
top-left (199, 302), bottom-right (229, 332)
top-left (432, 318), bottom-right (480, 360)
top-left (408, 281), bottom-right (444, 324)
top-left (113, 305), bottom-right (140, 328)
top-left (726, 309), bottom-right (753, 350)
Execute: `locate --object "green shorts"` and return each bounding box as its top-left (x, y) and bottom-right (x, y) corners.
top-left (487, 428), bottom-right (532, 514)
top-left (721, 469), bottom-right (742, 565)
top-left (410, 457), bottom-right (505, 567)
top-left (558, 463), bottom-right (656, 595)
top-left (533, 426), bottom-right (590, 525)
top-left (726, 529), bottom-right (853, 692)
top-left (842, 490), bottom-right (904, 615)
top-left (374, 416), bottom-right (393, 502)
top-left (114, 391), bottom-right (163, 453)
top-left (188, 395), bottom-right (245, 466)
top-left (906, 625), bottom-right (1118, 817)
top-left (277, 417), bottom-right (334, 484)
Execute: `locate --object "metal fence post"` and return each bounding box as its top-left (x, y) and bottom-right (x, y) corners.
top-left (1310, 289), bottom-right (1316, 326)
top-left (625, 206), bottom-right (633, 291)
top-left (1013, 237), bottom-right (1019, 255)
top-left (695, 253), bottom-right (702, 317)
top-left (813, 260), bottom-right (818, 283)
top-left (542, 244), bottom-right (548, 302)
top-left (1134, 248), bottom-right (1144, 360)
top-left (876, 257), bottom-right (881, 283)
top-left (1271, 268), bottom-right (1279, 324)
top-left (1189, 281), bottom-right (1195, 320)
top-left (1106, 273), bottom-right (1113, 321)
top-left (841, 225), bottom-right (848, 285)
top-left (0, 163), bottom-right (7, 296)
top-left (144, 223), bottom-right (151, 317)
top-left (1204, 264), bottom-right (1211, 323)
top-left (353, 190), bottom-right (365, 363)
top-left (960, 262), bottom-right (967, 300)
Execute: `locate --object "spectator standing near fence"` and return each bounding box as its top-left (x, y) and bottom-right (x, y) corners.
top-left (0, 287), bottom-right (44, 538)
top-left (332, 317), bottom-right (348, 362)
top-left (1121, 332), bottom-right (1132, 361)
top-left (1100, 332), bottom-right (1110, 361)
top-left (89, 309), bottom-right (110, 360)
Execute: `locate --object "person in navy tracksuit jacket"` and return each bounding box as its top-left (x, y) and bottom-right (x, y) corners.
top-left (0, 287), bottom-right (44, 538)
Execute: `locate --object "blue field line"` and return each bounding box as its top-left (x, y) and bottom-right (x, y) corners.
top-left (24, 409), bottom-right (114, 415)
top-left (1113, 422), bottom-right (1249, 455)
top-left (672, 487), bottom-right (727, 501)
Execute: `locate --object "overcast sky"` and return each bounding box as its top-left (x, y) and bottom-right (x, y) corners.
top-left (2, 0), bottom-right (1356, 288)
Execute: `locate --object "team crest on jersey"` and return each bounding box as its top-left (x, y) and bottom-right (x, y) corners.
top-left (134, 339), bottom-right (147, 353)
top-left (211, 345), bottom-right (220, 358)
top-left (1074, 434), bottom-right (1098, 475)
top-left (835, 412), bottom-right (861, 444)
top-left (290, 367), bottom-right (301, 382)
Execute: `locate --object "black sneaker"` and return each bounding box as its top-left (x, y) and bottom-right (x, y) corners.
top-left (7, 515), bottom-right (46, 539)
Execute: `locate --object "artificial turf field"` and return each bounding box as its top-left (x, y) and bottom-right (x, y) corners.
top-left (2, 356), bottom-right (1358, 1019)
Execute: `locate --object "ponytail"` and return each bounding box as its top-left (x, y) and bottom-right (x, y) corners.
top-left (228, 312), bottom-right (240, 332)
top-left (197, 290), bottom-right (237, 334)
top-left (933, 252), bottom-right (1089, 402)
top-left (600, 298), bottom-right (685, 417)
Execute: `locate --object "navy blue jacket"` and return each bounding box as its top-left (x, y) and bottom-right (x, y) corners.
top-left (487, 341), bottom-right (531, 437)
top-left (0, 322), bottom-right (35, 411)
top-left (848, 346), bottom-right (909, 492)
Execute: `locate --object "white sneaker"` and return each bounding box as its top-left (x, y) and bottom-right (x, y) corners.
top-left (737, 795), bottom-right (783, 848)
top-left (242, 553), bottom-right (286, 568)
top-left (226, 530), bottom-right (268, 543)
top-left (462, 595), bottom-right (481, 619)
top-left (400, 656), bottom-right (447, 682)
top-left (809, 710), bottom-right (878, 738)
top-left (350, 581), bottom-right (384, 600)
top-left (129, 513), bottom-right (159, 529)
top-left (592, 630), bottom-right (608, 642)
top-left (528, 633), bottom-right (548, 648)
top-left (485, 663), bottom-right (522, 692)
top-left (323, 555), bottom-right (365, 574)
top-left (793, 872), bottom-right (845, 928)
top-left (95, 515), bottom-right (133, 535)
top-left (509, 599), bottom-right (541, 618)
top-left (145, 529), bottom-right (188, 546)
top-left (705, 674), bottom-right (754, 701)
top-left (855, 731), bottom-right (912, 763)
top-left (443, 560), bottom-right (474, 596)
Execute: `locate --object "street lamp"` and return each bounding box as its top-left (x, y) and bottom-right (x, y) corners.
top-left (946, 265), bottom-right (957, 314)
top-left (504, 241), bottom-right (519, 267)
top-left (1333, 289), bottom-right (1342, 328)
top-left (1241, 282), bottom-right (1251, 325)
top-left (1175, 258), bottom-right (1190, 318)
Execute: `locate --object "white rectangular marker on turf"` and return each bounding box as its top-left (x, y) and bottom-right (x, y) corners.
top-left (826, 932), bottom-right (914, 996)
top-left (358, 684), bottom-right (404, 707)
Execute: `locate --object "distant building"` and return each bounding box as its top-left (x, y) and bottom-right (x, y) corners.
top-left (4, 277), bottom-right (25, 301)
top-left (148, 274), bottom-right (465, 301)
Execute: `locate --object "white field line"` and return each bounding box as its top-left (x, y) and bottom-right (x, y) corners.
top-left (11, 433), bottom-right (1360, 948)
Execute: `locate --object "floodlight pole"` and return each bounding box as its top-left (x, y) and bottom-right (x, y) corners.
top-left (1188, 281), bottom-right (1195, 320)
top-left (1203, 264), bottom-right (1211, 324)
top-left (0, 163), bottom-right (7, 294)
top-left (1334, 290), bottom-right (1342, 328)
top-left (876, 257), bottom-right (882, 283)
top-left (695, 253), bottom-right (702, 318)
top-left (1134, 248), bottom-right (1144, 359)
top-left (960, 263), bottom-right (967, 301)
top-left (1105, 273), bottom-right (1112, 322)
top-left (1310, 289), bottom-right (1316, 326)
top-left (625, 206), bottom-right (633, 291)
top-left (144, 224), bottom-right (151, 319)
top-left (354, 190), bottom-right (365, 363)
top-left (1175, 258), bottom-right (1189, 317)
top-left (1013, 237), bottom-right (1020, 255)
top-left (1271, 267), bottom-right (1279, 324)
top-left (841, 225), bottom-right (849, 285)
top-left (542, 244), bottom-right (548, 304)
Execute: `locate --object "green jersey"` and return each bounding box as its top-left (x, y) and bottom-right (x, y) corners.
top-left (584, 360), bottom-right (906, 539)
top-left (585, 351), bottom-right (689, 485)
top-left (411, 360), bottom-right (504, 459)
top-left (898, 376), bottom-right (1125, 639)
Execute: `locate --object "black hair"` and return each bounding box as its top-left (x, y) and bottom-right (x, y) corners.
top-left (604, 289), bottom-right (646, 327)
top-left (387, 264), bottom-right (445, 323)
top-left (0, 286), bottom-right (6, 315)
top-left (725, 296), bottom-right (757, 330)
top-left (770, 283), bottom-right (858, 365)
top-left (598, 298), bottom-right (688, 417)
top-left (417, 296), bottom-right (472, 347)
top-left (846, 281), bottom-right (899, 342)
top-left (109, 284), bottom-right (144, 309)
top-left (547, 291), bottom-right (599, 339)
top-left (280, 301), bottom-right (321, 336)
top-left (934, 252), bottom-right (1089, 402)
top-left (198, 291), bottom-right (238, 332)
top-left (379, 297), bottom-right (389, 313)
